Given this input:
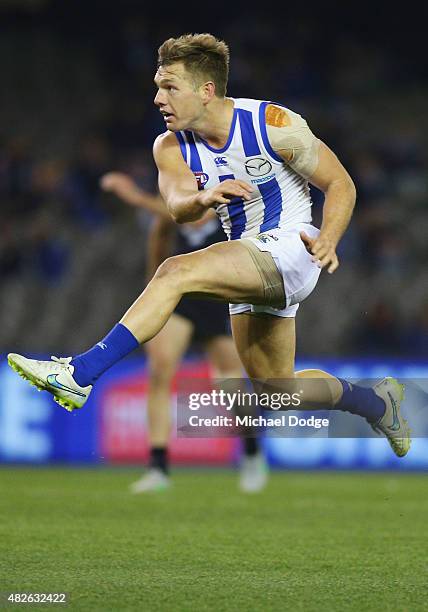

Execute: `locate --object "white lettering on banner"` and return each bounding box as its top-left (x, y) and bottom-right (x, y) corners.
top-left (0, 366), bottom-right (51, 460)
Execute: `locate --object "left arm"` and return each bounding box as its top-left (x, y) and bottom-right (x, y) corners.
top-left (266, 105), bottom-right (356, 273)
top-left (302, 141), bottom-right (356, 273)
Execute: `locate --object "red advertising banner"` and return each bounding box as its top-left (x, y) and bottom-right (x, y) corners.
top-left (100, 360), bottom-right (237, 464)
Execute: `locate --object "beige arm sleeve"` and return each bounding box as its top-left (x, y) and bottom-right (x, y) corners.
top-left (265, 105), bottom-right (320, 179)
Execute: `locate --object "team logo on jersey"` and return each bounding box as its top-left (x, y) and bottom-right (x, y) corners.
top-left (245, 157), bottom-right (273, 177)
top-left (193, 171), bottom-right (209, 189)
top-left (256, 232), bottom-right (279, 244)
top-left (214, 156), bottom-right (228, 166)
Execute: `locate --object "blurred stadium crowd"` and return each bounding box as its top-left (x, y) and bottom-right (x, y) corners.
top-left (0, 2), bottom-right (426, 357)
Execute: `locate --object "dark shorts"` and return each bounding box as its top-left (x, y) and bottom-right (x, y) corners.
top-left (174, 297), bottom-right (231, 343)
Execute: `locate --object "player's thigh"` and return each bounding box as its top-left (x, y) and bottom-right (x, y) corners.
top-left (145, 313), bottom-right (193, 379)
top-left (204, 335), bottom-right (243, 377)
top-left (176, 241), bottom-right (266, 304)
top-left (231, 312), bottom-right (296, 378)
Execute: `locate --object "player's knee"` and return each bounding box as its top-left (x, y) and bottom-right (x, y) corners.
top-left (148, 370), bottom-right (173, 389)
top-left (154, 256), bottom-right (180, 281)
top-left (155, 255), bottom-right (193, 285)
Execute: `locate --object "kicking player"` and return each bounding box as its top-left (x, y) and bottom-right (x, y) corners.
top-left (8, 33), bottom-right (410, 457)
top-left (100, 172), bottom-right (268, 492)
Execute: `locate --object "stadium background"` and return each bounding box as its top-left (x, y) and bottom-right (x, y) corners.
top-left (1, 3), bottom-right (427, 610)
top-left (0, 1), bottom-right (426, 469)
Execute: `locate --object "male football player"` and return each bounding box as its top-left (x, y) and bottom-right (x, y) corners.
top-left (9, 33), bottom-right (410, 457)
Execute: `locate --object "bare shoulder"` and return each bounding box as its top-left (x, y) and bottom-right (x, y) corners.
top-left (153, 131), bottom-right (180, 156)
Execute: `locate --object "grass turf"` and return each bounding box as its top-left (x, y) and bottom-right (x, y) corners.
top-left (0, 468), bottom-right (427, 611)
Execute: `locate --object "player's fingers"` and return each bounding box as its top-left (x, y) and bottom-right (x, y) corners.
top-left (300, 231), bottom-right (314, 251)
top-left (100, 174), bottom-right (128, 193)
top-left (221, 178), bottom-right (245, 190)
top-left (311, 244), bottom-right (329, 262)
top-left (100, 174), bottom-right (114, 190)
top-left (222, 186), bottom-right (251, 200)
top-left (318, 253), bottom-right (334, 268)
top-left (233, 179), bottom-right (253, 193)
top-left (311, 240), bottom-right (329, 256)
top-left (310, 242), bottom-right (321, 256)
top-left (328, 256), bottom-right (339, 274)
top-left (216, 195), bottom-right (231, 205)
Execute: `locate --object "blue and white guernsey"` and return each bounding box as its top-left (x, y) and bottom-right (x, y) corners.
top-left (175, 98), bottom-right (312, 240)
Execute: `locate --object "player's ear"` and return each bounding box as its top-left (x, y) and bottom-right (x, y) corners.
top-left (200, 81), bottom-right (216, 104)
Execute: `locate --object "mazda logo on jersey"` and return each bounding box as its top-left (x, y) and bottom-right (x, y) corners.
top-left (245, 157), bottom-right (273, 177)
top-left (193, 171), bottom-right (209, 189)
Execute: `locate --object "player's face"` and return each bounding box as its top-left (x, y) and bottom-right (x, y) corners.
top-left (154, 63), bottom-right (205, 131)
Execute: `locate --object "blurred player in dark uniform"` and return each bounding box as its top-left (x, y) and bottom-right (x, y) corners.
top-left (101, 172), bottom-right (268, 493)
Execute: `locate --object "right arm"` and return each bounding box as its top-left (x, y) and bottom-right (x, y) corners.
top-left (153, 132), bottom-right (253, 223)
top-left (266, 104), bottom-right (356, 274)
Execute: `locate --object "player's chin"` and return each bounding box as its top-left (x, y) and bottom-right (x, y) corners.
top-left (164, 117), bottom-right (180, 131)
top-left (166, 116), bottom-right (190, 132)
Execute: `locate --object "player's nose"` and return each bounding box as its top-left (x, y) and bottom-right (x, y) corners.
top-left (154, 90), bottom-right (165, 107)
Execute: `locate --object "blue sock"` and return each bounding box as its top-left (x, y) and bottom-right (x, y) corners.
top-left (335, 379), bottom-right (386, 423)
top-left (71, 323), bottom-right (139, 387)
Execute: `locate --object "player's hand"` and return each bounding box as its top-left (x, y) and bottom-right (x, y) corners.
top-left (100, 171), bottom-right (154, 209)
top-left (100, 171), bottom-right (136, 192)
top-left (199, 179), bottom-right (253, 208)
top-left (100, 172), bottom-right (138, 200)
top-left (300, 231), bottom-right (339, 274)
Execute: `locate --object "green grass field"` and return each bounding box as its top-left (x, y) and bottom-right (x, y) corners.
top-left (1, 468), bottom-right (427, 611)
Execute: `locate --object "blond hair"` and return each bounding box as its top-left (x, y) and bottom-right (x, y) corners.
top-left (158, 33), bottom-right (230, 97)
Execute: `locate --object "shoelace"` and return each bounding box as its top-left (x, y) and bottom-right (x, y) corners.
top-left (51, 356), bottom-right (73, 366)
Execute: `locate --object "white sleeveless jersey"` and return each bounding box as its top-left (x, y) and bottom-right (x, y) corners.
top-left (175, 98), bottom-right (312, 239)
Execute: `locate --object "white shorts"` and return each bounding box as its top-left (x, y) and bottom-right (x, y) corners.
top-left (229, 223), bottom-right (321, 318)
